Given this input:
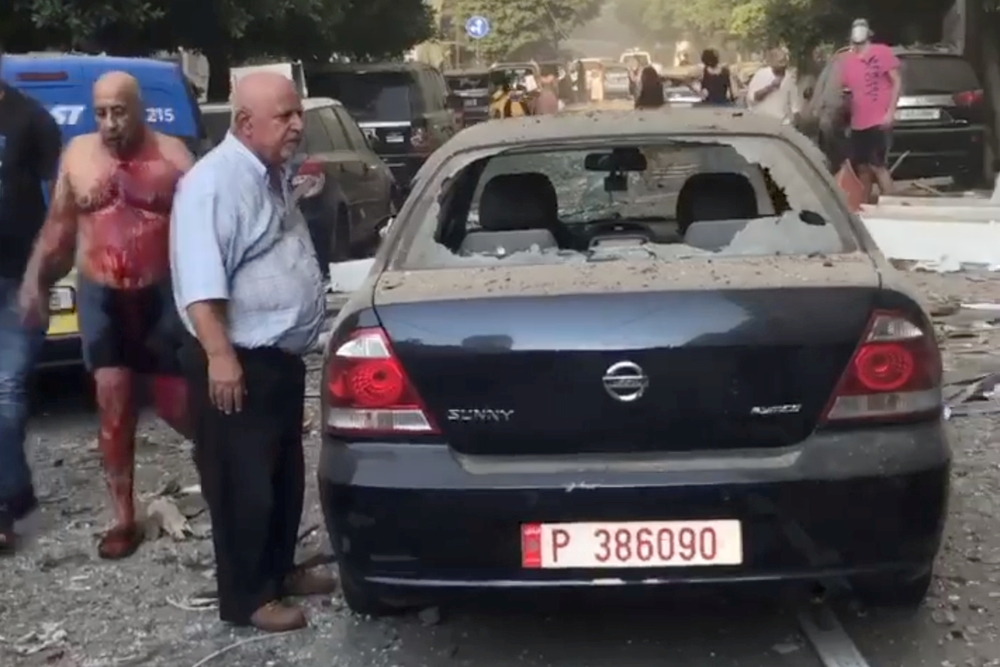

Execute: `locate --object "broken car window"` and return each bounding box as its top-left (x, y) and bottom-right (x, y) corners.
top-left (402, 136), bottom-right (856, 269)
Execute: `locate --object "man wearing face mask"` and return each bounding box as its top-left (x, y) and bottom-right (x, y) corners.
top-left (838, 18), bottom-right (901, 201)
top-left (746, 48), bottom-right (798, 124)
top-left (19, 71), bottom-right (194, 560)
top-left (171, 72), bottom-right (334, 632)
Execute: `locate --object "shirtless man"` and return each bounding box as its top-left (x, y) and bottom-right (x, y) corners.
top-left (19, 71), bottom-right (194, 559)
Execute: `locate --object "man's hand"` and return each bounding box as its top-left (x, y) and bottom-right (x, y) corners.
top-left (17, 280), bottom-right (49, 330)
top-left (207, 351), bottom-right (245, 414)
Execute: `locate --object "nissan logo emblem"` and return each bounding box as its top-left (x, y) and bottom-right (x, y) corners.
top-left (602, 361), bottom-right (648, 402)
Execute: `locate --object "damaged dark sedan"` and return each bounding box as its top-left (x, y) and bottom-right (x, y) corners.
top-left (318, 109), bottom-right (951, 616)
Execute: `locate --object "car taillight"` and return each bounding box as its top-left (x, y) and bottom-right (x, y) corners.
top-left (820, 311), bottom-right (942, 424)
top-left (324, 327), bottom-right (438, 435)
top-left (954, 89), bottom-right (983, 106)
top-left (291, 159), bottom-right (325, 198)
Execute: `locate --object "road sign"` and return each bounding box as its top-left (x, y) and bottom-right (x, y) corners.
top-left (465, 16), bottom-right (490, 39)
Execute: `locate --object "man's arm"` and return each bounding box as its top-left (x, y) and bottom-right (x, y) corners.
top-left (23, 139), bottom-right (78, 290)
top-left (746, 69), bottom-right (769, 106)
top-left (158, 133), bottom-right (196, 173)
top-left (170, 176), bottom-right (236, 357)
top-left (884, 49), bottom-right (902, 122)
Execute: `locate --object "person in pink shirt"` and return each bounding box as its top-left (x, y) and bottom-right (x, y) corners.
top-left (838, 18), bottom-right (902, 201)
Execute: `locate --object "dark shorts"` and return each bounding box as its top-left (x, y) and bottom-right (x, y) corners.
top-left (850, 127), bottom-right (892, 168)
top-left (77, 275), bottom-right (184, 374)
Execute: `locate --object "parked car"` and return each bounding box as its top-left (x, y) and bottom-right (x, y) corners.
top-left (304, 62), bottom-right (458, 193)
top-left (662, 78), bottom-right (702, 107)
top-left (201, 97), bottom-right (397, 271)
top-left (801, 46), bottom-right (992, 187)
top-left (444, 69), bottom-right (491, 126)
top-left (318, 109), bottom-right (950, 616)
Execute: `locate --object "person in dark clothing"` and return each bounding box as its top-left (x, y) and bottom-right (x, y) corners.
top-left (575, 60), bottom-right (588, 103)
top-left (0, 44), bottom-right (63, 554)
top-left (699, 49), bottom-right (734, 105)
top-left (634, 66), bottom-right (665, 109)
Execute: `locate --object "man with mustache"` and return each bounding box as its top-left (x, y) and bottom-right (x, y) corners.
top-left (19, 71), bottom-right (194, 560)
top-left (171, 72), bottom-right (335, 632)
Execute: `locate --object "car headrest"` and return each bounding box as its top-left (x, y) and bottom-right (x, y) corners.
top-left (676, 172), bottom-right (759, 235)
top-left (479, 173), bottom-right (558, 232)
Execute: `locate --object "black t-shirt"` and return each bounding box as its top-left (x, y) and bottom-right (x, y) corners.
top-left (701, 67), bottom-right (733, 104)
top-left (0, 84), bottom-right (63, 279)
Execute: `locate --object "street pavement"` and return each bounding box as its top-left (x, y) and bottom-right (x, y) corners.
top-left (2, 269), bottom-right (1000, 667)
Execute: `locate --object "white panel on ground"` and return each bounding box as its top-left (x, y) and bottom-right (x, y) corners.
top-left (877, 195), bottom-right (996, 208)
top-left (859, 196), bottom-right (1000, 268)
top-left (862, 204), bottom-right (1000, 221)
top-left (328, 258), bottom-right (375, 293)
top-left (861, 217), bottom-right (1000, 267)
top-left (798, 605), bottom-right (871, 667)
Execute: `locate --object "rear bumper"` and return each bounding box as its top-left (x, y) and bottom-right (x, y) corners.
top-left (319, 421), bottom-right (951, 596)
top-left (888, 125), bottom-right (984, 181)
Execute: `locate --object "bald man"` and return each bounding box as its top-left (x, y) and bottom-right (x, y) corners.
top-left (170, 72), bottom-right (333, 632)
top-left (19, 71), bottom-right (194, 560)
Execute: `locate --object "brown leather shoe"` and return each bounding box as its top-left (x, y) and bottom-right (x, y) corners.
top-left (250, 601), bottom-right (307, 632)
top-left (284, 568), bottom-right (338, 597)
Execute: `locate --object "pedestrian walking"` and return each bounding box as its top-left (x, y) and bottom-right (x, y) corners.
top-left (634, 66), bottom-right (665, 109)
top-left (170, 71), bottom-right (335, 633)
top-left (838, 18), bottom-right (901, 202)
top-left (0, 43), bottom-right (62, 554)
top-left (532, 65), bottom-right (560, 115)
top-left (575, 60), bottom-right (588, 104)
top-left (20, 71), bottom-right (194, 560)
top-left (746, 48), bottom-right (798, 123)
top-left (699, 49), bottom-right (735, 105)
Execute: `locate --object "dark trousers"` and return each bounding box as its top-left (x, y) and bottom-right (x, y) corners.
top-left (180, 338), bottom-right (306, 625)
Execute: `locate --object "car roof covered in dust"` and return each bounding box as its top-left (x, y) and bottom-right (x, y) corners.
top-left (424, 108), bottom-right (829, 175)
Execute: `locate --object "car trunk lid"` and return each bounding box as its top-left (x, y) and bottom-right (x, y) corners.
top-left (372, 254), bottom-right (881, 456)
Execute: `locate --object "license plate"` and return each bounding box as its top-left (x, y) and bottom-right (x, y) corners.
top-left (386, 133), bottom-right (405, 144)
top-left (894, 108), bottom-right (941, 121)
top-left (49, 286), bottom-right (74, 312)
top-left (521, 520), bottom-right (742, 568)
top-left (463, 98), bottom-right (478, 107)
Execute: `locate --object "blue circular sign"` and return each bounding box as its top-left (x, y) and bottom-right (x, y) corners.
top-left (465, 16), bottom-right (490, 39)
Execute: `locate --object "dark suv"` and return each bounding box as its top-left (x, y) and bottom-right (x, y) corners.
top-left (802, 46), bottom-right (993, 187)
top-left (444, 69), bottom-right (491, 126)
top-left (304, 62), bottom-right (458, 193)
top-left (201, 97), bottom-right (397, 271)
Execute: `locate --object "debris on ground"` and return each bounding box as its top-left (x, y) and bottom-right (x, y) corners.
top-left (9, 622), bottom-right (68, 656)
top-left (145, 496), bottom-right (192, 541)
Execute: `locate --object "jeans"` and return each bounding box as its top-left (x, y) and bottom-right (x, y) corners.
top-left (0, 276), bottom-right (44, 517)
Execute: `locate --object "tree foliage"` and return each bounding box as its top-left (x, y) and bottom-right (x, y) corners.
top-left (446, 0), bottom-right (605, 62)
top-left (0, 0), bottom-right (434, 98)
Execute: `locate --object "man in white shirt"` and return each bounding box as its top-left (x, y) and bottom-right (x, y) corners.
top-left (746, 48), bottom-right (799, 124)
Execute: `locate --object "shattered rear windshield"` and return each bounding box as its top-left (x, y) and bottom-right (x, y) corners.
top-left (400, 136), bottom-right (856, 269)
